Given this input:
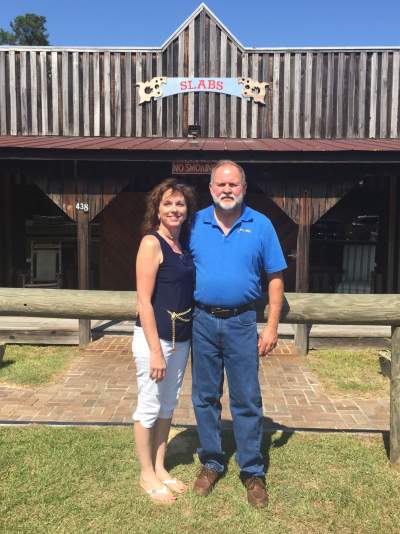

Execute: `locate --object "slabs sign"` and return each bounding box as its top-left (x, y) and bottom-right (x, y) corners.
top-left (137, 77), bottom-right (268, 105)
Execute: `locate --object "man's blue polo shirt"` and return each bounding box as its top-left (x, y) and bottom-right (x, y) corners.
top-left (189, 204), bottom-right (287, 306)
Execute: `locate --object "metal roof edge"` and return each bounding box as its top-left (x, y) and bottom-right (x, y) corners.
top-left (1, 44), bottom-right (400, 53)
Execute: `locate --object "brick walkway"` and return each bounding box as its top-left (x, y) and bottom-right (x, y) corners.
top-left (0, 336), bottom-right (389, 431)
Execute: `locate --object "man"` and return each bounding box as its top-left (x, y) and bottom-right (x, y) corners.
top-left (189, 160), bottom-right (286, 508)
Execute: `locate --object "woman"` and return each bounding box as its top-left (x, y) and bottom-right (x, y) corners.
top-left (132, 178), bottom-right (196, 504)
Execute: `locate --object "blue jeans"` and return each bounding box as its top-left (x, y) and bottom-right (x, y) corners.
top-left (191, 306), bottom-right (264, 478)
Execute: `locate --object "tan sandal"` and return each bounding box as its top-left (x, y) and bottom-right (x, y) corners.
top-left (143, 484), bottom-right (176, 504)
top-left (162, 478), bottom-right (188, 494)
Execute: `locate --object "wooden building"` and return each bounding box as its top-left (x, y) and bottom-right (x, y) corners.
top-left (0, 3), bottom-right (400, 301)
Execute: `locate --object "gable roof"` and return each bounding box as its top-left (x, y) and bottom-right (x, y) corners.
top-left (160, 3), bottom-right (245, 51)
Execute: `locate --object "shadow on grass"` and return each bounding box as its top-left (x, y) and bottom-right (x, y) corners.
top-left (0, 360), bottom-right (15, 369)
top-left (382, 431), bottom-right (390, 460)
top-left (379, 355), bottom-right (391, 378)
top-left (166, 416), bottom-right (294, 478)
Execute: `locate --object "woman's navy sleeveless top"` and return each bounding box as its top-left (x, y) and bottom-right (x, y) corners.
top-left (136, 232), bottom-right (195, 342)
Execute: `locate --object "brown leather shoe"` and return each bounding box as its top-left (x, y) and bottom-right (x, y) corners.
top-left (193, 467), bottom-right (220, 496)
top-left (244, 476), bottom-right (268, 508)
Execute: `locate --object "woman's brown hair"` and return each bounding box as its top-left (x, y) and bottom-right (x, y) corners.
top-left (141, 178), bottom-right (196, 245)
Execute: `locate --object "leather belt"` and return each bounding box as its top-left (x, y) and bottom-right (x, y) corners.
top-left (195, 301), bottom-right (256, 319)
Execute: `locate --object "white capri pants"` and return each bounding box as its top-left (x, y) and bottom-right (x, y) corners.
top-left (132, 325), bottom-right (190, 428)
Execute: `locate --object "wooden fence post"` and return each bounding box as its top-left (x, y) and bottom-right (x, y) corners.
top-left (295, 323), bottom-right (310, 356)
top-left (390, 326), bottom-right (400, 466)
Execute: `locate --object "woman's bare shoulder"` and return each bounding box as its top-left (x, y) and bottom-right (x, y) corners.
top-left (140, 234), bottom-right (161, 249)
top-left (138, 235), bottom-right (162, 263)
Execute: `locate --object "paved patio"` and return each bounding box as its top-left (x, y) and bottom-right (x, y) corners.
top-left (0, 336), bottom-right (389, 431)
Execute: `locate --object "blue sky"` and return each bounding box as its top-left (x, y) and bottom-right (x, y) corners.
top-left (1, 0), bottom-right (400, 48)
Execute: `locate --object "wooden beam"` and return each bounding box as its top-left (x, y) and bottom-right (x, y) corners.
top-left (0, 178), bottom-right (4, 285)
top-left (391, 326), bottom-right (400, 466)
top-left (295, 193), bottom-right (311, 291)
top-left (2, 289), bottom-right (400, 325)
top-left (295, 193), bottom-right (312, 355)
top-left (4, 175), bottom-right (13, 286)
top-left (77, 210), bottom-right (90, 290)
top-left (265, 177), bottom-right (358, 225)
top-left (398, 179), bottom-right (400, 293)
top-left (0, 330), bottom-right (78, 345)
top-left (34, 169), bottom-right (129, 222)
top-left (2, 148), bottom-right (400, 165)
top-left (387, 176), bottom-right (397, 292)
top-left (77, 203), bottom-right (91, 346)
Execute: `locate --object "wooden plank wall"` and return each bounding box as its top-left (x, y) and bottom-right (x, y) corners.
top-left (264, 177), bottom-right (359, 224)
top-left (33, 166), bottom-right (129, 221)
top-left (6, 160), bottom-right (129, 222)
top-left (0, 13), bottom-right (399, 138)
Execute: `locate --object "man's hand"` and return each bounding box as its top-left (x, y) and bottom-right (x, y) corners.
top-left (258, 325), bottom-right (278, 357)
top-left (259, 271), bottom-right (284, 357)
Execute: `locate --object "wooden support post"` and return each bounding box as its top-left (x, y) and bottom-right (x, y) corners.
top-left (295, 193), bottom-right (311, 355)
top-left (0, 178), bottom-right (4, 285)
top-left (390, 326), bottom-right (400, 466)
top-left (294, 324), bottom-right (310, 356)
top-left (397, 178), bottom-right (400, 293)
top-left (77, 208), bottom-right (91, 346)
top-left (387, 177), bottom-right (397, 293)
top-left (0, 344), bottom-right (5, 366)
top-left (4, 175), bottom-right (14, 287)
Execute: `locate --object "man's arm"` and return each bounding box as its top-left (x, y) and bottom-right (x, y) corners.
top-left (258, 272), bottom-right (284, 357)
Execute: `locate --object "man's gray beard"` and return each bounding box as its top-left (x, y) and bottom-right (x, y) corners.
top-left (211, 191), bottom-right (244, 212)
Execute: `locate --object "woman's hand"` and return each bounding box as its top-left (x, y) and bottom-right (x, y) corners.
top-left (149, 351), bottom-right (167, 382)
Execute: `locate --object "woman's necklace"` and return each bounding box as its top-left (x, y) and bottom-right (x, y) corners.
top-left (159, 230), bottom-right (176, 241)
top-left (158, 229), bottom-right (182, 253)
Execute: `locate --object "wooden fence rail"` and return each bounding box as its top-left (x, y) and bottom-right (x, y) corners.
top-left (0, 288), bottom-right (399, 466)
top-left (1, 288), bottom-right (400, 323)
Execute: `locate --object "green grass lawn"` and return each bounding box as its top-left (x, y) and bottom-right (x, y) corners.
top-left (0, 426), bottom-right (399, 534)
top-left (307, 348), bottom-right (390, 398)
top-left (0, 345), bottom-right (78, 386)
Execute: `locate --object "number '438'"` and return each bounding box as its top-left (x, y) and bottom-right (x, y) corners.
top-left (76, 202), bottom-right (89, 212)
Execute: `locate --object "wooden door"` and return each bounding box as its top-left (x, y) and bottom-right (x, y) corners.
top-left (99, 191), bottom-right (146, 290)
